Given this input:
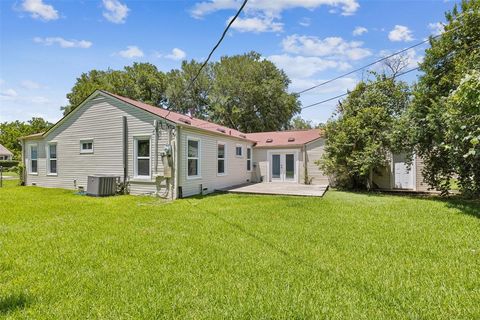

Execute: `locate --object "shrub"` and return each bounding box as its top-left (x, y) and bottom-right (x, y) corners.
top-left (0, 160), bottom-right (19, 169)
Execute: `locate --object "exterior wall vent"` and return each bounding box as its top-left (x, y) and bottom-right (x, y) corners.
top-left (178, 117), bottom-right (191, 125)
top-left (239, 134), bottom-right (246, 138)
top-left (266, 138), bottom-right (273, 143)
top-left (288, 137), bottom-right (295, 142)
top-left (217, 128), bottom-right (226, 133)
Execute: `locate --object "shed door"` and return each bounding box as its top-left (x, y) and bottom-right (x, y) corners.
top-left (393, 153), bottom-right (414, 189)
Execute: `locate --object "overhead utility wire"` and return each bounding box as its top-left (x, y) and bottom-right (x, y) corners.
top-left (300, 66), bottom-right (420, 110)
top-left (295, 26), bottom-right (460, 95)
top-left (185, 0), bottom-right (248, 92)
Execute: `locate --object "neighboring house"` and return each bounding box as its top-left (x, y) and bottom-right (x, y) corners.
top-left (20, 90), bottom-right (428, 198)
top-left (0, 144), bottom-right (14, 160)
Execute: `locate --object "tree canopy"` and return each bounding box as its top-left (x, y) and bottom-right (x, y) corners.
top-left (406, 0), bottom-right (480, 196)
top-left (64, 52), bottom-right (300, 133)
top-left (322, 72), bottom-right (411, 189)
top-left (0, 117), bottom-right (52, 159)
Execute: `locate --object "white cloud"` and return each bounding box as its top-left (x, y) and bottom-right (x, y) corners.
top-left (282, 34), bottom-right (372, 61)
top-left (0, 89), bottom-right (18, 98)
top-left (21, 80), bottom-right (42, 89)
top-left (165, 48), bottom-right (187, 60)
top-left (34, 37), bottom-right (92, 48)
top-left (268, 54), bottom-right (350, 78)
top-left (229, 15), bottom-right (283, 33)
top-left (191, 0), bottom-right (360, 18)
top-left (117, 46), bottom-right (144, 59)
top-left (21, 0), bottom-right (59, 21)
top-left (299, 17), bottom-right (311, 27)
top-left (388, 25), bottom-right (414, 42)
top-left (102, 0), bottom-right (129, 24)
top-left (428, 22), bottom-right (444, 36)
top-left (352, 26), bottom-right (368, 36)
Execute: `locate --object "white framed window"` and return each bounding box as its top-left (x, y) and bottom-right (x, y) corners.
top-left (80, 139), bottom-right (94, 154)
top-left (47, 143), bottom-right (57, 175)
top-left (187, 137), bottom-right (201, 179)
top-left (247, 147), bottom-right (252, 171)
top-left (217, 142), bottom-right (226, 176)
top-left (235, 144), bottom-right (243, 157)
top-left (29, 144), bottom-right (38, 174)
top-left (134, 137), bottom-right (151, 178)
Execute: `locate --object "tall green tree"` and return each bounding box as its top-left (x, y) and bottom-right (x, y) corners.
top-left (289, 116), bottom-right (313, 130)
top-left (0, 118), bottom-right (52, 159)
top-left (407, 0), bottom-right (480, 195)
top-left (322, 73), bottom-right (411, 189)
top-left (208, 52), bottom-right (300, 132)
top-left (64, 63), bottom-right (167, 114)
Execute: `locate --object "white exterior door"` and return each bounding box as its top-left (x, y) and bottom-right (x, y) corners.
top-left (270, 152), bottom-right (297, 182)
top-left (393, 153), bottom-right (415, 189)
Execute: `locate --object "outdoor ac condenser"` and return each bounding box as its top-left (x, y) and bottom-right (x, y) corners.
top-left (87, 175), bottom-right (119, 197)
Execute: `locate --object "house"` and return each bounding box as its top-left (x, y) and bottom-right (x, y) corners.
top-left (20, 90), bottom-right (428, 198)
top-left (0, 144), bottom-right (14, 160)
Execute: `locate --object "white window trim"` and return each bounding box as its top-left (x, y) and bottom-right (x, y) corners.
top-left (133, 136), bottom-right (152, 180)
top-left (235, 144), bottom-right (243, 158)
top-left (247, 146), bottom-right (252, 172)
top-left (186, 136), bottom-right (201, 180)
top-left (80, 139), bottom-right (94, 154)
top-left (217, 141), bottom-right (227, 176)
top-left (28, 143), bottom-right (38, 175)
top-left (47, 142), bottom-right (58, 176)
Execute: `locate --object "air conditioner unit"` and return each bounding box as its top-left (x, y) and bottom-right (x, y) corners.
top-left (87, 175), bottom-right (119, 197)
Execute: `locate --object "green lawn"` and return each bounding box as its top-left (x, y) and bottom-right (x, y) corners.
top-left (1, 183), bottom-right (479, 319)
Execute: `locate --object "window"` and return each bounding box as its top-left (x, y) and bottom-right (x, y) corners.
top-left (235, 144), bottom-right (243, 157)
top-left (187, 138), bottom-right (200, 178)
top-left (47, 143), bottom-right (57, 175)
top-left (30, 145), bottom-right (38, 174)
top-left (134, 138), bottom-right (150, 178)
top-left (247, 147), bottom-right (252, 171)
top-left (217, 143), bottom-right (226, 175)
top-left (80, 140), bottom-right (94, 153)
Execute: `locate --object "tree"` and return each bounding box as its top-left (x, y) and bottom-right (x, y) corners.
top-left (0, 118), bottom-right (52, 159)
top-left (407, 0), bottom-right (480, 195)
top-left (289, 116), bottom-right (313, 130)
top-left (208, 52), bottom-right (300, 132)
top-left (63, 63), bottom-right (167, 114)
top-left (322, 72), bottom-right (411, 189)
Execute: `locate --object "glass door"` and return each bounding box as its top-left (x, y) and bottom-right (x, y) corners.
top-left (285, 154), bottom-right (295, 181)
top-left (271, 154), bottom-right (281, 181)
top-left (270, 152), bottom-right (296, 182)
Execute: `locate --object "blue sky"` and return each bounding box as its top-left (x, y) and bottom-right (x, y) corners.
top-left (0, 0), bottom-right (457, 125)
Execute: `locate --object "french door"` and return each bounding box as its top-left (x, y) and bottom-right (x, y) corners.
top-left (271, 152), bottom-right (296, 182)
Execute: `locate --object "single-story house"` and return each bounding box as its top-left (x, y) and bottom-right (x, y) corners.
top-left (20, 90), bottom-right (428, 198)
top-left (0, 144), bottom-right (14, 160)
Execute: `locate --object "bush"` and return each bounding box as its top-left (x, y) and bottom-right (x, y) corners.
top-left (0, 160), bottom-right (19, 169)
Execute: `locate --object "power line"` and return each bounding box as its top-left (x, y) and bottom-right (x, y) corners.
top-left (295, 28), bottom-right (458, 95)
top-left (301, 66), bottom-right (420, 110)
top-left (186, 0), bottom-right (248, 92)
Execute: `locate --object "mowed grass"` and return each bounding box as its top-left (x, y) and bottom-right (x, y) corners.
top-left (0, 183), bottom-right (479, 319)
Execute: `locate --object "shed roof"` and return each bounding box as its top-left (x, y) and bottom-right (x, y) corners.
top-left (0, 144), bottom-right (13, 156)
top-left (246, 129), bottom-right (324, 148)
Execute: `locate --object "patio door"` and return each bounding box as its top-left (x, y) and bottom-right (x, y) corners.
top-left (270, 152), bottom-right (296, 182)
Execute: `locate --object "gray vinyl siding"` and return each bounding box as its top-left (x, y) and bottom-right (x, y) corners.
top-left (415, 155), bottom-right (430, 192)
top-left (178, 127), bottom-right (254, 197)
top-left (24, 94), bottom-right (172, 196)
top-left (305, 139), bottom-right (329, 185)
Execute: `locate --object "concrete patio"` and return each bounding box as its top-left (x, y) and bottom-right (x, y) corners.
top-left (218, 182), bottom-right (328, 197)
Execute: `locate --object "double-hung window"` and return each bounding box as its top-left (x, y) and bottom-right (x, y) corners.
top-left (217, 143), bottom-right (226, 175)
top-left (187, 137), bottom-right (200, 178)
top-left (235, 144), bottom-right (243, 157)
top-left (134, 137), bottom-right (151, 178)
top-left (247, 147), bottom-right (252, 171)
top-left (47, 143), bottom-right (57, 175)
top-left (30, 145), bottom-right (38, 174)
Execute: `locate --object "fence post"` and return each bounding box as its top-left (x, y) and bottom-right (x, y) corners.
top-left (0, 166), bottom-right (3, 188)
